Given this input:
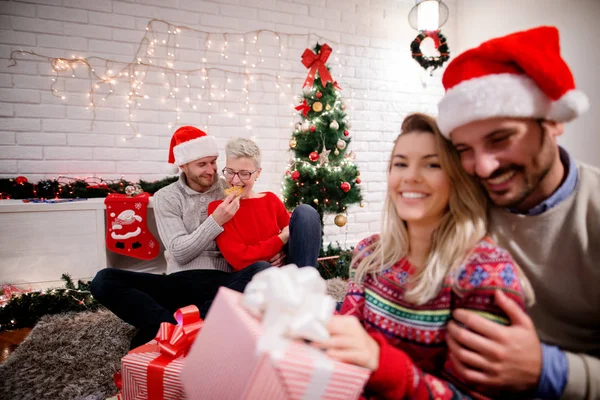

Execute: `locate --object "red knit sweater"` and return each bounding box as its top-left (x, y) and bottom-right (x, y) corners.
top-left (341, 235), bottom-right (528, 399)
top-left (207, 192), bottom-right (290, 271)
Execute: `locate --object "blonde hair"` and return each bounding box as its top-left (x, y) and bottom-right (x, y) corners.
top-left (225, 137), bottom-right (261, 168)
top-left (353, 113), bottom-right (534, 305)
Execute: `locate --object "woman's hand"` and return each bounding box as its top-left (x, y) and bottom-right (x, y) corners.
top-left (315, 315), bottom-right (380, 371)
top-left (269, 251), bottom-right (286, 267)
top-left (278, 226), bottom-right (290, 244)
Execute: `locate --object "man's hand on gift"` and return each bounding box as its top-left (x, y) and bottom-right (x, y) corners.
top-left (269, 251), bottom-right (286, 267)
top-left (212, 194), bottom-right (240, 226)
top-left (315, 315), bottom-right (380, 371)
top-left (446, 290), bottom-right (542, 392)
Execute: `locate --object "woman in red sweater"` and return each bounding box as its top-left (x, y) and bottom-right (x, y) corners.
top-left (316, 114), bottom-right (535, 399)
top-left (208, 138), bottom-right (321, 271)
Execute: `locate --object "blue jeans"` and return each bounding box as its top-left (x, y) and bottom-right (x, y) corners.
top-left (90, 261), bottom-right (271, 349)
top-left (285, 204), bottom-right (322, 268)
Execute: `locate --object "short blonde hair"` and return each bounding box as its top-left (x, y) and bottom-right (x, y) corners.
top-left (225, 137), bottom-right (261, 168)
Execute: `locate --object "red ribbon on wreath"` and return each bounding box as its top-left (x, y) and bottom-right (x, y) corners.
top-left (295, 99), bottom-right (311, 116)
top-left (424, 30), bottom-right (441, 49)
top-left (301, 43), bottom-right (339, 89)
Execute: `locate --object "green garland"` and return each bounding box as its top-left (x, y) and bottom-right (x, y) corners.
top-left (317, 243), bottom-right (354, 280)
top-left (410, 30), bottom-right (450, 72)
top-left (0, 175), bottom-right (178, 200)
top-left (0, 274), bottom-right (102, 331)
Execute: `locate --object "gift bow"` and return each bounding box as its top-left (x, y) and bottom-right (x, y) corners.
top-left (301, 43), bottom-right (339, 89)
top-left (242, 264), bottom-right (337, 346)
top-left (155, 305), bottom-right (203, 358)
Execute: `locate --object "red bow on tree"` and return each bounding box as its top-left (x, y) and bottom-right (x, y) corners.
top-left (301, 43), bottom-right (340, 89)
top-left (295, 99), bottom-right (311, 116)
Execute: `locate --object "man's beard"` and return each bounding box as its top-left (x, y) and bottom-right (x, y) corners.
top-left (192, 173), bottom-right (216, 188)
top-left (480, 163), bottom-right (551, 209)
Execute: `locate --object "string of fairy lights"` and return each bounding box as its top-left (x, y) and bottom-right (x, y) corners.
top-left (8, 19), bottom-right (362, 141)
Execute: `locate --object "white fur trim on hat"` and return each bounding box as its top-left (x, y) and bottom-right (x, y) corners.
top-left (438, 74), bottom-right (590, 138)
top-left (173, 135), bottom-right (218, 166)
top-left (438, 73), bottom-right (552, 137)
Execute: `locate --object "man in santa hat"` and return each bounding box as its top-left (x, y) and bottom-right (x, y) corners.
top-left (437, 26), bottom-right (598, 399)
top-left (92, 126), bottom-right (274, 349)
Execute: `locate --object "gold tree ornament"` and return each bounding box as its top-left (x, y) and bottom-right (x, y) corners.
top-left (312, 101), bottom-right (323, 112)
top-left (289, 139), bottom-right (297, 148)
top-left (325, 104), bottom-right (331, 111)
top-left (334, 214), bottom-right (347, 227)
top-left (313, 198), bottom-right (319, 204)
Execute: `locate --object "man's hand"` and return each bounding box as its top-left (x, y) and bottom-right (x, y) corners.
top-left (446, 290), bottom-right (542, 392)
top-left (211, 194), bottom-right (240, 226)
top-left (269, 251), bottom-right (286, 267)
top-left (278, 226), bottom-right (290, 244)
top-left (315, 315), bottom-right (380, 371)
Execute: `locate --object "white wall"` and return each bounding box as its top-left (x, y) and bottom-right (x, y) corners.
top-left (455, 0), bottom-right (600, 167)
top-left (0, 0), bottom-right (458, 247)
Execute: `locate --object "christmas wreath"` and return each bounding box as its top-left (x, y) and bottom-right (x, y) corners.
top-left (410, 30), bottom-right (450, 72)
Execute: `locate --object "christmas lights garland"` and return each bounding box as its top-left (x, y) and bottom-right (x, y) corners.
top-left (0, 175), bottom-right (177, 200)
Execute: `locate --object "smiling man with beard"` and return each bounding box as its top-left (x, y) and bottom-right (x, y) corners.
top-left (91, 126), bottom-right (271, 349)
top-left (437, 26), bottom-right (599, 400)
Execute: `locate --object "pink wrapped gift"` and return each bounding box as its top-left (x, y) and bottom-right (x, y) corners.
top-left (182, 266), bottom-right (371, 400)
top-left (121, 305), bottom-right (202, 400)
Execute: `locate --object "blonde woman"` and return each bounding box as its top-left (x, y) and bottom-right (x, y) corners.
top-left (208, 137), bottom-right (322, 270)
top-left (318, 114), bottom-right (534, 399)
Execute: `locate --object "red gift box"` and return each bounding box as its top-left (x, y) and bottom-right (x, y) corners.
top-left (121, 305), bottom-right (202, 400)
top-left (182, 287), bottom-right (371, 399)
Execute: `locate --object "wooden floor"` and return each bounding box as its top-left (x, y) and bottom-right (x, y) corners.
top-left (0, 328), bottom-right (32, 363)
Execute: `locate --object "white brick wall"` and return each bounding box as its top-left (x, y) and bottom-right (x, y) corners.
top-left (0, 0), bottom-right (457, 247)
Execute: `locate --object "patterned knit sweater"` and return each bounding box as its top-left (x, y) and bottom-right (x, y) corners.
top-left (340, 235), bottom-right (527, 399)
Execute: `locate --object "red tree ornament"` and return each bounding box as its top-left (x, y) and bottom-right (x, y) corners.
top-left (316, 91), bottom-right (323, 99)
top-left (356, 178), bottom-right (362, 184)
top-left (309, 152), bottom-right (319, 162)
top-left (310, 125), bottom-right (316, 133)
top-left (340, 182), bottom-right (351, 192)
top-left (291, 171), bottom-right (301, 181)
top-left (15, 176), bottom-right (28, 185)
top-left (343, 130), bottom-right (350, 137)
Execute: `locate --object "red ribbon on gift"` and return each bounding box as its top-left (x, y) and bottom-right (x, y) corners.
top-left (301, 43), bottom-right (339, 89)
top-left (295, 99), bottom-right (311, 116)
top-left (144, 305), bottom-right (203, 400)
top-left (424, 30), bottom-right (441, 49)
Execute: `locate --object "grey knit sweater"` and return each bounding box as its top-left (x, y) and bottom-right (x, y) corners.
top-left (152, 174), bottom-right (231, 274)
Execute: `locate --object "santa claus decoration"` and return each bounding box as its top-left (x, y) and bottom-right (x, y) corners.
top-left (105, 191), bottom-right (160, 260)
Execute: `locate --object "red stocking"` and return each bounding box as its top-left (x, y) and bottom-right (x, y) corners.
top-left (105, 192), bottom-right (159, 260)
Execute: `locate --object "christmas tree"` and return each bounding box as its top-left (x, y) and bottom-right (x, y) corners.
top-left (282, 43), bottom-right (363, 279)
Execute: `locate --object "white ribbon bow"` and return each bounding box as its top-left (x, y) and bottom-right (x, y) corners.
top-left (242, 264), bottom-right (337, 345)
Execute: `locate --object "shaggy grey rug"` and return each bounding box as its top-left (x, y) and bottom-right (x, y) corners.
top-left (0, 280), bottom-right (348, 400)
top-left (0, 310), bottom-right (135, 400)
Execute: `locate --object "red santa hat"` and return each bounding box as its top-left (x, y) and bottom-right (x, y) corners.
top-left (168, 126), bottom-right (218, 171)
top-left (437, 26), bottom-right (588, 137)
